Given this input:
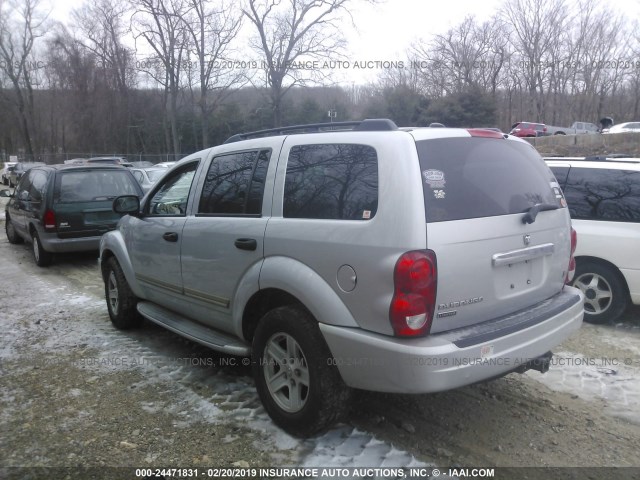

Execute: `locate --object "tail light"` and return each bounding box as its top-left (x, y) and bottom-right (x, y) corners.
top-left (44, 209), bottom-right (56, 231)
top-left (565, 227), bottom-right (577, 284)
top-left (389, 250), bottom-right (437, 337)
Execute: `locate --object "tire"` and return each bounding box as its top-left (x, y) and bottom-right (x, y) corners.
top-left (251, 305), bottom-right (351, 437)
top-left (572, 261), bottom-right (629, 324)
top-left (5, 216), bottom-right (24, 244)
top-left (104, 257), bottom-right (142, 329)
top-left (32, 231), bottom-right (52, 267)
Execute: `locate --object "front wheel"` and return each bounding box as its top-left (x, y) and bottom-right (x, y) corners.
top-left (104, 257), bottom-right (142, 329)
top-left (572, 261), bottom-right (629, 324)
top-left (252, 305), bottom-right (351, 437)
top-left (32, 231), bottom-right (52, 267)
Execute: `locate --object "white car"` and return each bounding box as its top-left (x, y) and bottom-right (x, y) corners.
top-left (546, 157), bottom-right (640, 323)
top-left (2, 161), bottom-right (17, 185)
top-left (602, 122), bottom-right (640, 134)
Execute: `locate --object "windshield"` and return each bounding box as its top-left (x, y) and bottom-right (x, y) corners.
top-left (146, 170), bottom-right (165, 182)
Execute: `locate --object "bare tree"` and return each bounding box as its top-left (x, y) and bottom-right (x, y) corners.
top-left (500, 0), bottom-right (568, 120)
top-left (412, 16), bottom-right (508, 98)
top-left (132, 0), bottom-right (190, 159)
top-left (0, 0), bottom-right (48, 156)
top-left (181, 0), bottom-right (244, 148)
top-left (72, 0), bottom-right (136, 95)
top-left (242, 0), bottom-right (353, 127)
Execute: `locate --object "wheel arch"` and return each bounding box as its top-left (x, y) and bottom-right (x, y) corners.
top-left (99, 231), bottom-right (145, 298)
top-left (239, 256), bottom-right (360, 342)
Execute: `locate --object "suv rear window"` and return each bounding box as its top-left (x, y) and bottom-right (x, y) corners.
top-left (417, 138), bottom-right (559, 222)
top-left (55, 170), bottom-right (140, 203)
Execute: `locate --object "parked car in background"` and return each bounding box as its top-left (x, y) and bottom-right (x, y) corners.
top-left (603, 122), bottom-right (640, 134)
top-left (130, 167), bottom-right (166, 193)
top-left (509, 122), bottom-right (547, 137)
top-left (545, 156), bottom-right (640, 323)
top-left (1, 164), bottom-right (143, 267)
top-left (86, 157), bottom-right (133, 167)
top-left (63, 158), bottom-right (87, 165)
top-left (2, 161), bottom-right (17, 185)
top-left (545, 122), bottom-right (600, 135)
top-left (154, 161), bottom-right (177, 168)
top-left (100, 119), bottom-right (583, 437)
top-left (8, 162), bottom-right (45, 188)
top-left (129, 161), bottom-right (155, 168)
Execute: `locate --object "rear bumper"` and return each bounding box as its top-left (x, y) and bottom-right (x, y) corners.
top-left (39, 232), bottom-right (102, 253)
top-left (320, 288), bottom-right (584, 393)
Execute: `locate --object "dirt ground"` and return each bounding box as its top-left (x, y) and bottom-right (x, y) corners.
top-left (1, 205), bottom-right (640, 480)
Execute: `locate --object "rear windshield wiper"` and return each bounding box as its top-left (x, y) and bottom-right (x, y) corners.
top-left (522, 203), bottom-right (559, 224)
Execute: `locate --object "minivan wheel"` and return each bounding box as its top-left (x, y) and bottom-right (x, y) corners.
top-left (572, 261), bottom-right (629, 324)
top-left (32, 232), bottom-right (52, 267)
top-left (252, 305), bottom-right (351, 437)
top-left (104, 257), bottom-right (141, 329)
top-left (5, 217), bottom-right (23, 244)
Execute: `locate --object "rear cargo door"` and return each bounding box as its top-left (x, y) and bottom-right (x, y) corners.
top-left (414, 135), bottom-right (571, 334)
top-left (53, 169), bottom-right (141, 238)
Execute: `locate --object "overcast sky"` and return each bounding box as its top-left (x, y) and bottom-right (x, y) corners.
top-left (46, 0), bottom-right (503, 81)
top-left (46, 0), bottom-right (638, 85)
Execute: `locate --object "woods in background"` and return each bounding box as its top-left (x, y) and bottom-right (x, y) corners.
top-left (1, 0), bottom-right (639, 160)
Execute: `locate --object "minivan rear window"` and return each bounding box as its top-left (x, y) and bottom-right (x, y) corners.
top-left (55, 170), bottom-right (140, 203)
top-left (416, 138), bottom-right (559, 222)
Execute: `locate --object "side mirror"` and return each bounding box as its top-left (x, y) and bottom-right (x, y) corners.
top-left (0, 189), bottom-right (13, 198)
top-left (113, 195), bottom-right (141, 215)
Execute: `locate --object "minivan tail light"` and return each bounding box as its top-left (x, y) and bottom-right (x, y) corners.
top-left (565, 227), bottom-right (577, 284)
top-left (389, 250), bottom-right (437, 337)
top-left (44, 209), bottom-right (56, 231)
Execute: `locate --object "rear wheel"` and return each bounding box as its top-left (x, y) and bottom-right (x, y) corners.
top-left (104, 257), bottom-right (141, 329)
top-left (5, 216), bottom-right (23, 244)
top-left (572, 261), bottom-right (629, 324)
top-left (32, 231), bottom-right (52, 267)
top-left (252, 305), bottom-right (351, 437)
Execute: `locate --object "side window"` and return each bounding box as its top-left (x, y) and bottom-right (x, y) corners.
top-left (132, 171), bottom-right (144, 183)
top-left (148, 161), bottom-right (198, 216)
top-left (29, 170), bottom-right (48, 202)
top-left (198, 149), bottom-right (271, 216)
top-left (563, 168), bottom-right (640, 222)
top-left (17, 170), bottom-right (33, 200)
top-left (283, 144), bottom-right (378, 220)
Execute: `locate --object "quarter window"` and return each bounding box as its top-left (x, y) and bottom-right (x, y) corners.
top-left (283, 144), bottom-right (378, 220)
top-left (198, 149), bottom-right (271, 215)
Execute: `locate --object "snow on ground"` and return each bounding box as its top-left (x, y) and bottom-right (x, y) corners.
top-left (0, 258), bottom-right (429, 469)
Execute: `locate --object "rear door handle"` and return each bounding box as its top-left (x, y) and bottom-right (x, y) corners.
top-left (163, 232), bottom-right (179, 242)
top-left (234, 238), bottom-right (257, 251)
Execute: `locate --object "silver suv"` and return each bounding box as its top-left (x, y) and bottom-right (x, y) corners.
top-left (99, 120), bottom-right (584, 436)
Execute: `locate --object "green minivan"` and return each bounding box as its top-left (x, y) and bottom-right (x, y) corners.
top-left (2, 164), bottom-right (143, 266)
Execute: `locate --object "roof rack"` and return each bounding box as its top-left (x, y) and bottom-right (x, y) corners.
top-left (223, 118), bottom-right (398, 144)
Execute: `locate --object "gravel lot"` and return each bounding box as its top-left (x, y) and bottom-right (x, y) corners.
top-left (1, 192), bottom-right (640, 480)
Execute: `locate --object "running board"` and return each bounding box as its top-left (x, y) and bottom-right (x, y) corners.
top-left (137, 301), bottom-right (250, 356)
